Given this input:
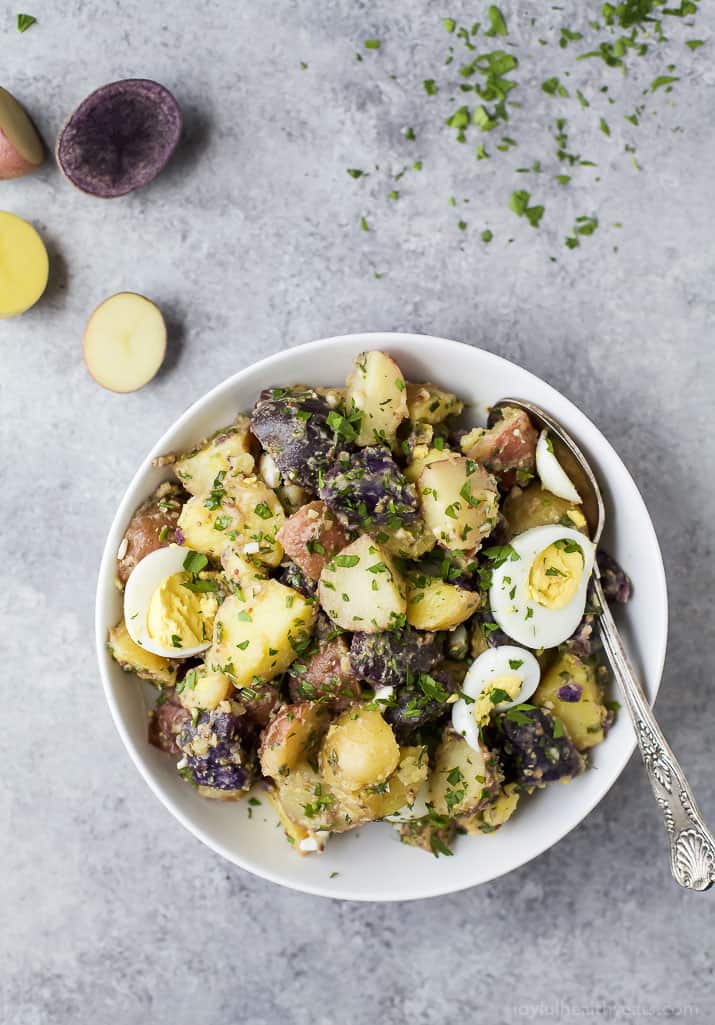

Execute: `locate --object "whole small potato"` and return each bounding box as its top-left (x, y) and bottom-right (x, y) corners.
top-left (320, 707), bottom-right (400, 792)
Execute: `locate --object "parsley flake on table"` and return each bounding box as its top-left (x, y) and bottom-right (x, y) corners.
top-left (17, 12), bottom-right (36, 31)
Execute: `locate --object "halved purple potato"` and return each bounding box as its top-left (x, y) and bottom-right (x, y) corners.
top-left (56, 79), bottom-right (181, 197)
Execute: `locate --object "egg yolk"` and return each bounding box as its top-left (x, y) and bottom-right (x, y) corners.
top-left (565, 508), bottom-right (587, 530)
top-left (474, 674), bottom-right (523, 725)
top-left (528, 542), bottom-right (584, 610)
top-left (146, 572), bottom-right (218, 649)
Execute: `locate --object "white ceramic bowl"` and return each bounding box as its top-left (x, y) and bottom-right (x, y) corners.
top-left (95, 333), bottom-right (668, 901)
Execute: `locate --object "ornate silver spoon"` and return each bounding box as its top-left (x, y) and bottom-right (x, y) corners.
top-left (491, 398), bottom-right (715, 891)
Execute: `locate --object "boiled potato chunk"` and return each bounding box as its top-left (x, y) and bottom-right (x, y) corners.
top-left (174, 416), bottom-right (254, 495)
top-left (206, 579), bottom-right (316, 687)
top-left (178, 668), bottom-right (233, 711)
top-left (177, 476), bottom-right (284, 565)
top-left (108, 618), bottom-right (177, 686)
top-left (406, 577), bottom-right (480, 631)
top-left (459, 783), bottom-right (520, 834)
top-left (406, 382), bottom-right (463, 424)
top-left (0, 211), bottom-right (49, 318)
top-left (83, 292), bottom-right (166, 392)
top-left (429, 731), bottom-right (502, 817)
top-left (380, 518), bottom-right (436, 559)
top-left (260, 702), bottom-right (331, 779)
top-left (533, 652), bottom-right (608, 750)
top-left (501, 482), bottom-right (587, 539)
top-left (345, 350), bottom-right (408, 447)
top-left (318, 534), bottom-right (406, 632)
top-left (417, 456), bottom-right (499, 551)
top-left (404, 446), bottom-right (453, 484)
top-left (264, 787), bottom-right (329, 854)
top-left (320, 707), bottom-right (400, 792)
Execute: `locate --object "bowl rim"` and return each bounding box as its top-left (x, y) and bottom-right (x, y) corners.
top-left (95, 331), bottom-right (668, 901)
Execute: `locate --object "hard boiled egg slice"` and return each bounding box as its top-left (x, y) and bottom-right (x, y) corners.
top-left (489, 525), bottom-right (595, 649)
top-left (536, 430), bottom-right (582, 504)
top-left (452, 646), bottom-right (541, 751)
top-left (123, 545), bottom-right (218, 658)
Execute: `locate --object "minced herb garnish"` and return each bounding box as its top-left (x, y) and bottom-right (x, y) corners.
top-left (343, 1), bottom-right (702, 257)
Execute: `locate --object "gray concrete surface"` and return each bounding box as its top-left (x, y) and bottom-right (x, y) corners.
top-left (2, 2), bottom-right (713, 1023)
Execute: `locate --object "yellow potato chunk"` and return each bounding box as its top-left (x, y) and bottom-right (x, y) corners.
top-left (0, 211), bottom-right (48, 318)
top-left (174, 416), bottom-right (254, 495)
top-left (406, 577), bottom-right (481, 631)
top-left (317, 534), bottom-right (406, 633)
top-left (345, 350), bottom-right (408, 446)
top-left (320, 708), bottom-right (400, 792)
top-left (107, 619), bottom-right (177, 687)
top-left (83, 292), bottom-right (166, 392)
top-left (406, 382), bottom-right (463, 423)
top-left (178, 668), bottom-right (233, 711)
top-left (417, 456), bottom-right (499, 551)
top-left (533, 652), bottom-right (608, 750)
top-left (177, 477), bottom-right (284, 565)
top-left (206, 579), bottom-right (316, 687)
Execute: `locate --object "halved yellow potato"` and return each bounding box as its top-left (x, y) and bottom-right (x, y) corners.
top-left (0, 211), bottom-right (48, 318)
top-left (83, 292), bottom-right (166, 392)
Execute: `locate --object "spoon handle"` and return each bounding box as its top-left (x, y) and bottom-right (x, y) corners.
top-left (594, 575), bottom-right (715, 891)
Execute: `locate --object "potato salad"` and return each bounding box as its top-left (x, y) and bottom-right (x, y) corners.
top-left (108, 350), bottom-right (632, 857)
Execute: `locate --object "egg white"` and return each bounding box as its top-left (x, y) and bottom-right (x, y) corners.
top-left (123, 545), bottom-right (212, 658)
top-left (452, 646), bottom-right (541, 751)
top-left (535, 430), bottom-right (582, 504)
top-left (489, 525), bottom-right (595, 649)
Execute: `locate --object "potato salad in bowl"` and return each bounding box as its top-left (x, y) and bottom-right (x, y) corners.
top-left (107, 348), bottom-right (633, 860)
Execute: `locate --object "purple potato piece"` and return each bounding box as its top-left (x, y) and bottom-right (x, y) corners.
top-left (597, 550), bottom-right (633, 604)
top-left (177, 710), bottom-right (255, 793)
top-left (250, 387), bottom-right (340, 490)
top-left (562, 613), bottom-right (599, 659)
top-left (56, 80), bottom-right (182, 197)
top-left (319, 446), bottom-right (419, 532)
top-left (385, 660), bottom-right (464, 736)
top-left (350, 625), bottom-right (442, 688)
top-left (473, 610), bottom-right (512, 648)
top-left (490, 705), bottom-right (584, 786)
top-left (279, 560), bottom-right (317, 598)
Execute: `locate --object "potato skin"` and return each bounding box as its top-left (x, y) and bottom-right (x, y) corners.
top-left (320, 447), bottom-right (419, 533)
top-left (148, 693), bottom-right (190, 756)
top-left (288, 615), bottom-right (362, 706)
top-left (116, 481), bottom-right (186, 584)
top-left (250, 386), bottom-right (340, 490)
top-left (462, 405), bottom-right (538, 485)
top-left (278, 500), bottom-right (351, 581)
top-left (489, 705), bottom-right (584, 786)
top-left (349, 625), bottom-right (442, 688)
top-left (259, 702), bottom-right (331, 779)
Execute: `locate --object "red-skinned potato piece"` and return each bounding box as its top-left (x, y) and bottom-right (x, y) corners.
top-left (148, 693), bottom-right (190, 756)
top-left (116, 482), bottom-right (185, 584)
top-left (288, 618), bottom-right (362, 707)
top-left (0, 87), bottom-right (44, 179)
top-left (462, 406), bottom-right (537, 484)
top-left (277, 500), bottom-right (351, 581)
